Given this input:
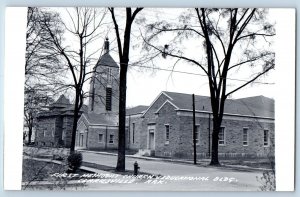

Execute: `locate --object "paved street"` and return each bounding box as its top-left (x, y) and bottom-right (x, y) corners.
top-left (80, 151), bottom-right (264, 191)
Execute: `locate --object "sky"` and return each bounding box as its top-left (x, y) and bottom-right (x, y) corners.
top-left (47, 8), bottom-right (276, 107)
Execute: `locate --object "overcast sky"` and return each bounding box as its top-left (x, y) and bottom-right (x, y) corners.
top-left (49, 8), bottom-right (276, 107)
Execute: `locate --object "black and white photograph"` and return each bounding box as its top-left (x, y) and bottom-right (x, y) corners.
top-left (5, 7), bottom-right (287, 191)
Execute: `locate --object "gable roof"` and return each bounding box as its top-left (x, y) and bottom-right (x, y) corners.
top-left (38, 96), bottom-right (86, 118)
top-left (95, 53), bottom-right (119, 68)
top-left (160, 91), bottom-right (274, 118)
top-left (50, 95), bottom-right (71, 108)
top-left (126, 105), bottom-right (148, 116)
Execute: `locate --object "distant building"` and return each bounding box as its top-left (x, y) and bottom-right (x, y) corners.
top-left (35, 95), bottom-right (86, 147)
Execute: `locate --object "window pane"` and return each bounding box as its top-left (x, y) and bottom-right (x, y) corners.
top-left (109, 135), bottom-right (114, 143)
top-left (99, 134), bottom-right (103, 142)
top-left (106, 87), bottom-right (112, 111)
top-left (219, 127), bottom-right (225, 145)
top-left (243, 128), bottom-right (248, 146)
top-left (195, 126), bottom-right (199, 144)
top-left (132, 123), bottom-right (135, 144)
top-left (165, 125), bottom-right (170, 142)
top-left (264, 130), bottom-right (269, 146)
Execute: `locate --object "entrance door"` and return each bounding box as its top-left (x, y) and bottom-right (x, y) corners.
top-left (149, 131), bottom-right (155, 150)
top-left (80, 134), bottom-right (84, 147)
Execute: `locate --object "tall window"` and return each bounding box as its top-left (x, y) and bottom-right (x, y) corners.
top-left (43, 130), bottom-right (47, 137)
top-left (109, 134), bottom-right (114, 143)
top-left (106, 87), bottom-right (112, 111)
top-left (132, 123), bottom-right (135, 144)
top-left (62, 130), bottom-right (66, 140)
top-left (108, 68), bottom-right (112, 83)
top-left (98, 134), bottom-right (103, 142)
top-left (195, 125), bottom-right (200, 144)
top-left (165, 125), bottom-right (170, 143)
top-left (264, 129), bottom-right (269, 146)
top-left (219, 127), bottom-right (225, 145)
top-left (243, 128), bottom-right (248, 146)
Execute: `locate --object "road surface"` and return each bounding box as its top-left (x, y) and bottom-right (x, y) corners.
top-left (80, 151), bottom-right (265, 191)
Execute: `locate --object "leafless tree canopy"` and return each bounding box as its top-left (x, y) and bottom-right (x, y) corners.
top-left (142, 8), bottom-right (275, 165)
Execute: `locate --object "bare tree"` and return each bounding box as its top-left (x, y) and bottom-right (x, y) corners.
top-left (25, 7), bottom-right (66, 144)
top-left (39, 7), bottom-right (108, 153)
top-left (143, 8), bottom-right (275, 165)
top-left (24, 88), bottom-right (54, 144)
top-left (108, 7), bottom-right (143, 171)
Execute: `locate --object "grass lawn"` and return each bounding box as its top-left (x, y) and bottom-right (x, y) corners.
top-left (22, 159), bottom-right (93, 190)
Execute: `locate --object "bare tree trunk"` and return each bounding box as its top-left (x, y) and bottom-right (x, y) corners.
top-left (116, 65), bottom-right (127, 171)
top-left (210, 119), bottom-right (220, 165)
top-left (109, 7), bottom-right (143, 172)
top-left (70, 91), bottom-right (80, 153)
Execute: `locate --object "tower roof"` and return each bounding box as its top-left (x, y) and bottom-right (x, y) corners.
top-left (94, 38), bottom-right (119, 69)
top-left (95, 53), bottom-right (119, 69)
top-left (50, 94), bottom-right (71, 108)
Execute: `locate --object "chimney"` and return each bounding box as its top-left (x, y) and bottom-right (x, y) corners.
top-left (104, 37), bottom-right (109, 53)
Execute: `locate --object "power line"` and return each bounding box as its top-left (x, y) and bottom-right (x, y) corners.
top-left (126, 63), bottom-right (275, 85)
top-left (92, 60), bottom-right (274, 85)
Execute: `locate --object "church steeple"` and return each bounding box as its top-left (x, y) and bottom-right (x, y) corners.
top-left (88, 37), bottom-right (119, 114)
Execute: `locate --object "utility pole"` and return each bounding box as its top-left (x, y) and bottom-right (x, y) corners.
top-left (208, 113), bottom-right (211, 157)
top-left (192, 94), bottom-right (197, 164)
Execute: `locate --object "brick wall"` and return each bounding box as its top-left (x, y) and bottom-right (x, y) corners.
top-left (89, 65), bottom-right (119, 114)
top-left (62, 116), bottom-right (74, 148)
top-left (126, 114), bottom-right (143, 150)
top-left (87, 126), bottom-right (119, 150)
top-left (35, 117), bottom-right (56, 147)
top-left (139, 93), bottom-right (170, 150)
top-left (154, 101), bottom-right (181, 157)
top-left (139, 96), bottom-right (274, 159)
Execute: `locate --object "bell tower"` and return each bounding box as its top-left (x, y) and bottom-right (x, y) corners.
top-left (89, 38), bottom-right (119, 114)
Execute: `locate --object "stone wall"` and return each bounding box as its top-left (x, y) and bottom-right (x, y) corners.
top-left (35, 117), bottom-right (57, 147)
top-left (62, 116), bottom-right (74, 148)
top-left (139, 93), bottom-right (170, 150)
top-left (86, 126), bottom-right (119, 150)
top-left (153, 101), bottom-right (181, 157)
top-left (89, 64), bottom-right (119, 114)
top-left (126, 114), bottom-right (143, 150)
top-left (138, 95), bottom-right (275, 159)
top-left (156, 108), bottom-right (274, 159)
top-left (35, 115), bottom-right (75, 148)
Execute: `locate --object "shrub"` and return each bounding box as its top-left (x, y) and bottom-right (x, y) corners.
top-left (67, 152), bottom-right (82, 173)
top-left (257, 145), bottom-right (276, 191)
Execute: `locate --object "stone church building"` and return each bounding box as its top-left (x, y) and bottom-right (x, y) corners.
top-left (35, 38), bottom-right (275, 159)
top-left (35, 95), bottom-right (86, 147)
top-left (76, 38), bottom-right (120, 150)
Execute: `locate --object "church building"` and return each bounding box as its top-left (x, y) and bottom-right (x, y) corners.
top-left (75, 38), bottom-right (274, 159)
top-left (35, 38), bottom-right (275, 159)
top-left (76, 38), bottom-right (122, 150)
